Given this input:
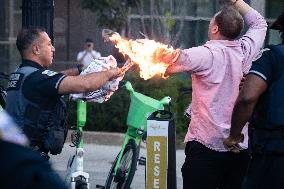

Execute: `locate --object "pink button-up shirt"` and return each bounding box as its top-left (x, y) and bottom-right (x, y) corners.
top-left (175, 10), bottom-right (267, 151)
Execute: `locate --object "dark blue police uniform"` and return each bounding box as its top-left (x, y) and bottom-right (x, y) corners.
top-left (0, 139), bottom-right (68, 189)
top-left (7, 59), bottom-right (65, 109)
top-left (6, 59), bottom-right (68, 157)
top-left (242, 44), bottom-right (284, 189)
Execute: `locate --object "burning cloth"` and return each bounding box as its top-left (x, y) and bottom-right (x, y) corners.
top-left (102, 29), bottom-right (180, 80)
top-left (70, 55), bottom-right (125, 103)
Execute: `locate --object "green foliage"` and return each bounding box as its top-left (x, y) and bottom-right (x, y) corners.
top-left (67, 68), bottom-right (192, 144)
top-left (81, 0), bottom-right (137, 30)
top-left (164, 11), bottom-right (176, 32)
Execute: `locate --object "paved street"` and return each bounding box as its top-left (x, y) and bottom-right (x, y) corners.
top-left (50, 143), bottom-right (184, 189)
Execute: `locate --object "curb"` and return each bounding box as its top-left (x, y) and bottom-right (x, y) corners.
top-left (66, 130), bottom-right (125, 146)
top-left (66, 130), bottom-right (184, 149)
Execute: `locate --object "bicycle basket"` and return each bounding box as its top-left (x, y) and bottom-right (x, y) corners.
top-left (127, 92), bottom-right (164, 129)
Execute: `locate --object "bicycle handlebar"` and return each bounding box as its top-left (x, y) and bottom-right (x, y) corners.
top-left (159, 96), bottom-right (171, 105)
top-left (124, 81), bottom-right (134, 92)
top-left (124, 80), bottom-right (171, 105)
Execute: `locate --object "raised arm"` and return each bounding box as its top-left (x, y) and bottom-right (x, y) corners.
top-left (231, 0), bottom-right (252, 16)
top-left (233, 0), bottom-right (268, 69)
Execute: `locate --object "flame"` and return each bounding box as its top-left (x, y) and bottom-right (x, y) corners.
top-left (109, 33), bottom-right (174, 80)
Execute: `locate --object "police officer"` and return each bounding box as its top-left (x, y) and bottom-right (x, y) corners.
top-left (224, 12), bottom-right (284, 189)
top-left (5, 28), bottom-right (122, 159)
top-left (0, 111), bottom-right (68, 189)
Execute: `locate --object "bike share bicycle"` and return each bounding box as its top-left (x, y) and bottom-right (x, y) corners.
top-left (104, 81), bottom-right (171, 189)
top-left (65, 57), bottom-right (133, 189)
top-left (65, 81), bottom-right (171, 189)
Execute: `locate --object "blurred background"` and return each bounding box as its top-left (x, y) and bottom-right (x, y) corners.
top-left (0, 0), bottom-right (283, 145)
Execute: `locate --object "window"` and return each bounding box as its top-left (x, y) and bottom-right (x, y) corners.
top-left (266, 0), bottom-right (284, 45)
top-left (128, 0), bottom-right (224, 48)
top-left (0, 0), bottom-right (22, 74)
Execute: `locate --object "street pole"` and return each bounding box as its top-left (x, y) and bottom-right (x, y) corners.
top-left (22, 0), bottom-right (54, 42)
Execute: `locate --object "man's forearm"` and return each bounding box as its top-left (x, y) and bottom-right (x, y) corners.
top-left (81, 70), bottom-right (115, 91)
top-left (58, 69), bottom-right (120, 94)
top-left (230, 99), bottom-right (255, 138)
top-left (231, 0), bottom-right (252, 16)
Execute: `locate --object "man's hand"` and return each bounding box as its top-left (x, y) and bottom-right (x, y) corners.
top-left (223, 134), bottom-right (244, 153)
top-left (121, 59), bottom-right (134, 74)
top-left (86, 45), bottom-right (92, 52)
top-left (153, 48), bottom-right (180, 64)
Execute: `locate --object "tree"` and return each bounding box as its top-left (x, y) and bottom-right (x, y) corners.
top-left (81, 0), bottom-right (137, 32)
top-left (132, 0), bottom-right (187, 47)
top-left (81, 0), bottom-right (187, 47)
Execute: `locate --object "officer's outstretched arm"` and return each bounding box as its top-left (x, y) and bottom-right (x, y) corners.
top-left (58, 68), bottom-right (121, 95)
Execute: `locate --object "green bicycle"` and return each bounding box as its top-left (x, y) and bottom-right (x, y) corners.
top-left (104, 81), bottom-right (171, 189)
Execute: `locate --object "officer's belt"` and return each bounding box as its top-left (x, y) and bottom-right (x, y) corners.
top-left (31, 145), bottom-right (50, 160)
top-left (250, 128), bottom-right (284, 139)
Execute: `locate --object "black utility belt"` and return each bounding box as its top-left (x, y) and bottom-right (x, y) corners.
top-left (252, 150), bottom-right (284, 156)
top-left (250, 128), bottom-right (284, 139)
top-left (31, 145), bottom-right (50, 160)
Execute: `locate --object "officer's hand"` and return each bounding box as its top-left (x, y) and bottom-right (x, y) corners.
top-left (153, 47), bottom-right (181, 64)
top-left (223, 134), bottom-right (244, 153)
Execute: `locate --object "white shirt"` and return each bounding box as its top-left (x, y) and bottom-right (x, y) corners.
top-left (77, 50), bottom-right (101, 69)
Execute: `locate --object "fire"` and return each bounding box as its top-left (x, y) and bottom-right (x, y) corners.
top-left (108, 33), bottom-right (175, 80)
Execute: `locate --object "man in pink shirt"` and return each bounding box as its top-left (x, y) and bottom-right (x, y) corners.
top-left (156, 0), bottom-right (267, 188)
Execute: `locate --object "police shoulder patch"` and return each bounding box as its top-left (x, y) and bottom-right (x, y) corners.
top-left (6, 73), bottom-right (24, 91)
top-left (42, 70), bottom-right (58, 77)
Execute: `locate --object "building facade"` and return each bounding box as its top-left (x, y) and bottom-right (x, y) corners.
top-left (0, 0), bottom-right (283, 75)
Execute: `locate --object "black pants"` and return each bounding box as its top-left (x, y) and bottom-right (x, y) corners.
top-left (242, 153), bottom-right (284, 189)
top-left (182, 141), bottom-right (249, 189)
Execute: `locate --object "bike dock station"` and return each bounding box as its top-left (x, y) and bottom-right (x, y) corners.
top-left (146, 110), bottom-right (176, 189)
